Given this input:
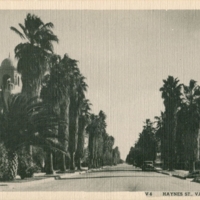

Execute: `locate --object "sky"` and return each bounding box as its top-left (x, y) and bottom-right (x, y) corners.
top-left (1, 10), bottom-right (200, 159)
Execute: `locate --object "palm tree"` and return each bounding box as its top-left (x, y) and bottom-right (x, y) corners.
top-left (136, 119), bottom-right (157, 163)
top-left (154, 112), bottom-right (165, 165)
top-left (179, 80), bottom-right (200, 172)
top-left (112, 147), bottom-right (120, 165)
top-left (10, 13), bottom-right (59, 98)
top-left (103, 135), bottom-right (115, 166)
top-left (160, 76), bottom-right (182, 170)
top-left (154, 112), bottom-right (165, 136)
top-left (97, 111), bottom-right (107, 167)
top-left (87, 111), bottom-right (107, 168)
top-left (86, 114), bottom-right (97, 168)
top-left (68, 71), bottom-right (88, 170)
top-left (0, 94), bottom-right (65, 180)
top-left (41, 54), bottom-right (70, 172)
top-left (75, 99), bottom-right (91, 170)
top-left (11, 13), bottom-right (59, 161)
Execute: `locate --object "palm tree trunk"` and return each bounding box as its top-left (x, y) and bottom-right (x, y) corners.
top-left (70, 152), bottom-right (75, 170)
top-left (89, 159), bottom-right (93, 169)
top-left (1, 88), bottom-right (10, 112)
top-left (93, 159), bottom-right (96, 168)
top-left (60, 154), bottom-right (66, 172)
top-left (77, 158), bottom-right (81, 171)
top-left (21, 76), bottom-right (42, 98)
top-left (3, 151), bottom-right (18, 181)
top-left (75, 117), bottom-right (85, 171)
top-left (45, 150), bottom-right (54, 174)
top-left (185, 129), bottom-right (198, 172)
top-left (21, 77), bottom-right (42, 162)
top-left (69, 98), bottom-right (78, 171)
top-left (58, 98), bottom-right (70, 172)
top-left (191, 131), bottom-right (198, 172)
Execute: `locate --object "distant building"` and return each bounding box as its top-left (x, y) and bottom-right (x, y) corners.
top-left (197, 130), bottom-right (200, 160)
top-left (0, 57), bottom-right (22, 112)
top-left (0, 57), bottom-right (22, 94)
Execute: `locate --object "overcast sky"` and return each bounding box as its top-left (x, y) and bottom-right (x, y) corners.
top-left (1, 10), bottom-right (200, 159)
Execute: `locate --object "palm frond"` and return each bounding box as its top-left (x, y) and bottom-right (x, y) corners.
top-left (0, 94), bottom-right (66, 153)
top-left (10, 27), bottom-right (25, 39)
top-left (18, 23), bottom-right (29, 39)
top-left (42, 22), bottom-right (54, 29)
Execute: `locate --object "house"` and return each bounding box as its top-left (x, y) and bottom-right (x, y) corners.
top-left (0, 56), bottom-right (22, 111)
top-left (0, 57), bottom-right (22, 94)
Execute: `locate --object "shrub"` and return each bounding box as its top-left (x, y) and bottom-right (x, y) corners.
top-left (32, 147), bottom-right (46, 172)
top-left (0, 143), bottom-right (8, 180)
top-left (17, 148), bottom-right (40, 179)
top-left (103, 151), bottom-right (113, 166)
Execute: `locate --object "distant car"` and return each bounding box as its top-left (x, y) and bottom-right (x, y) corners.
top-left (142, 161), bottom-right (155, 171)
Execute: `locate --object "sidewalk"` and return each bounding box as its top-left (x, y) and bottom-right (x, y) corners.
top-left (0, 169), bottom-right (90, 190)
top-left (155, 168), bottom-right (189, 179)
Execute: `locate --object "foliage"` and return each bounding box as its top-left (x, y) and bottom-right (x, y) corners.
top-left (0, 143), bottom-right (8, 180)
top-left (126, 147), bottom-right (143, 166)
top-left (41, 54), bottom-right (69, 111)
top-left (32, 146), bottom-right (46, 171)
top-left (0, 94), bottom-right (65, 152)
top-left (178, 80), bottom-right (200, 171)
top-left (0, 94), bottom-right (67, 180)
top-left (75, 99), bottom-right (91, 169)
top-left (112, 147), bottom-right (121, 165)
top-left (18, 148), bottom-right (40, 179)
top-left (126, 119), bottom-right (157, 167)
top-left (86, 111), bottom-right (106, 168)
top-left (103, 134), bottom-right (115, 166)
top-left (160, 76), bottom-right (182, 170)
top-left (11, 13), bottom-right (59, 97)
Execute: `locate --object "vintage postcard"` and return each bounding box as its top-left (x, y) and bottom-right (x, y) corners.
top-left (0, 1), bottom-right (200, 200)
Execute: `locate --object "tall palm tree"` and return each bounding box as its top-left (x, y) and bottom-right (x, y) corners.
top-left (86, 114), bottom-right (97, 168)
top-left (103, 135), bottom-right (115, 166)
top-left (68, 71), bottom-right (88, 170)
top-left (41, 54), bottom-right (70, 172)
top-left (136, 119), bottom-right (157, 163)
top-left (97, 111), bottom-right (107, 167)
top-left (179, 80), bottom-right (200, 172)
top-left (112, 146), bottom-right (120, 165)
top-left (160, 76), bottom-right (182, 171)
top-left (0, 94), bottom-right (65, 180)
top-left (10, 13), bottom-right (59, 98)
top-left (11, 13), bottom-right (59, 161)
top-left (154, 112), bottom-right (165, 164)
top-left (75, 99), bottom-right (91, 170)
top-left (87, 111), bottom-right (107, 168)
top-left (154, 112), bottom-right (165, 136)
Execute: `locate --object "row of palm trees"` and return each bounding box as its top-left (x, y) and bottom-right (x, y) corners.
top-left (0, 13), bottom-right (122, 180)
top-left (86, 111), bottom-right (121, 168)
top-left (126, 76), bottom-right (200, 172)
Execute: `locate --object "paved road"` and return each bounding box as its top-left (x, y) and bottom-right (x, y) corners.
top-left (2, 163), bottom-right (200, 191)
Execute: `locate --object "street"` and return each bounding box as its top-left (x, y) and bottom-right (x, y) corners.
top-left (2, 163), bottom-right (200, 191)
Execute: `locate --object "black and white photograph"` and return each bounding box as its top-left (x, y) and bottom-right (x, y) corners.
top-left (0, 1), bottom-right (200, 198)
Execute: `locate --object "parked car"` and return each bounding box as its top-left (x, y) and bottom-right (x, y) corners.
top-left (142, 161), bottom-right (155, 171)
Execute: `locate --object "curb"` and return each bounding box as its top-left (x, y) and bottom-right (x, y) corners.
top-left (155, 170), bottom-right (171, 176)
top-left (0, 167), bottom-right (107, 189)
top-left (172, 174), bottom-right (186, 179)
top-left (155, 169), bottom-right (187, 179)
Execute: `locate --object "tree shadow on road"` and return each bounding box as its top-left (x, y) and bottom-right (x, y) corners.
top-left (89, 169), bottom-right (143, 173)
top-left (57, 175), bottom-right (167, 180)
